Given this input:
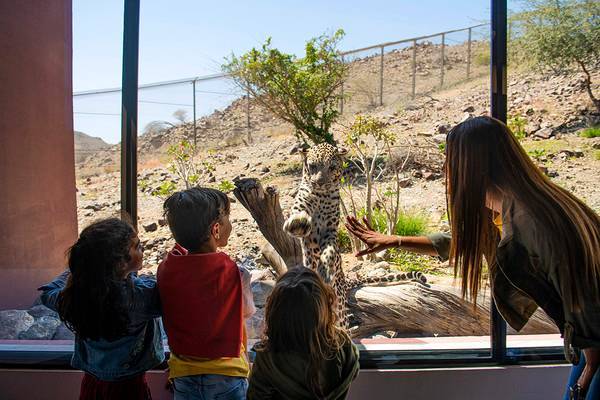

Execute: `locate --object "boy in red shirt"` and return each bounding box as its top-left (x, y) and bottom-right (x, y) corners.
top-left (158, 187), bottom-right (255, 400)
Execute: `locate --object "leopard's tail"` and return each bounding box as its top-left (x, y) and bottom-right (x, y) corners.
top-left (346, 270), bottom-right (427, 290)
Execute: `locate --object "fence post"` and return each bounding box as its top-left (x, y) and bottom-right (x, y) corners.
top-left (246, 87), bottom-right (252, 143)
top-left (340, 55), bottom-right (345, 114)
top-left (467, 27), bottom-right (472, 79)
top-left (379, 46), bottom-right (384, 106)
top-left (440, 33), bottom-right (445, 88)
top-left (192, 78), bottom-right (197, 148)
top-left (411, 39), bottom-right (417, 99)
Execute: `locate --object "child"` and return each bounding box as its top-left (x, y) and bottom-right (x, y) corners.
top-left (248, 267), bottom-right (360, 400)
top-left (158, 187), bottom-right (255, 400)
top-left (39, 218), bottom-right (164, 400)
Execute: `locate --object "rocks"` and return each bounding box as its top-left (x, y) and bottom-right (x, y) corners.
top-left (534, 127), bottom-right (554, 139)
top-left (398, 178), bottom-right (413, 188)
top-left (463, 106), bottom-right (475, 113)
top-left (52, 324), bottom-right (75, 340)
top-left (27, 305), bottom-right (58, 319)
top-left (251, 280), bottom-right (275, 307)
top-left (436, 124), bottom-right (452, 134)
top-left (143, 222), bottom-right (158, 233)
top-left (18, 316), bottom-right (61, 340)
top-left (0, 310), bottom-right (34, 339)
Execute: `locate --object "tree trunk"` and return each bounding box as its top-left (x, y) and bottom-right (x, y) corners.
top-left (233, 178), bottom-right (302, 272)
top-left (347, 283), bottom-right (557, 338)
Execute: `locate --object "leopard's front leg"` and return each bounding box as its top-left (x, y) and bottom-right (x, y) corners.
top-left (283, 188), bottom-right (315, 238)
top-left (283, 210), bottom-right (312, 238)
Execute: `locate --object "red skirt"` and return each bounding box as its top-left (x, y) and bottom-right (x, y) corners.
top-left (79, 372), bottom-right (152, 400)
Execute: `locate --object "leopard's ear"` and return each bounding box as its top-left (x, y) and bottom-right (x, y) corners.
top-left (337, 147), bottom-right (348, 157)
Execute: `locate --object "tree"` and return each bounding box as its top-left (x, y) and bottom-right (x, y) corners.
top-left (224, 30), bottom-right (347, 145)
top-left (512, 0), bottom-right (600, 113)
top-left (172, 109), bottom-right (189, 124)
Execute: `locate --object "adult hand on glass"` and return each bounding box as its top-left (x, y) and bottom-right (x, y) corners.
top-left (344, 216), bottom-right (400, 257)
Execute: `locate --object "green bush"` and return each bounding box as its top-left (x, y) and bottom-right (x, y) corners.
top-left (337, 228), bottom-right (352, 253)
top-left (357, 208), bottom-right (429, 236)
top-left (580, 126), bottom-right (600, 138)
top-left (508, 114), bottom-right (527, 140)
top-left (527, 148), bottom-right (546, 160)
top-left (388, 249), bottom-right (436, 274)
top-left (151, 181), bottom-right (177, 198)
top-left (217, 180), bottom-right (235, 193)
top-left (473, 50), bottom-right (490, 66)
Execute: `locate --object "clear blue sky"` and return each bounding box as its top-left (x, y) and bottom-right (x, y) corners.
top-left (73, 0), bottom-right (492, 142)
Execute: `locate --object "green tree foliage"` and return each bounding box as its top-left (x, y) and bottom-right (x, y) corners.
top-left (511, 0), bottom-right (599, 112)
top-left (224, 30), bottom-right (347, 145)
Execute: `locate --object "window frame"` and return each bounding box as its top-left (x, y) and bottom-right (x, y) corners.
top-left (0, 0), bottom-right (568, 370)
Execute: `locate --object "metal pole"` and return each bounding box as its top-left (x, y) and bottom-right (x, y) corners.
top-left (246, 87), bottom-right (251, 143)
top-left (491, 0), bottom-right (508, 364)
top-left (379, 46), bottom-right (384, 106)
top-left (467, 27), bottom-right (472, 79)
top-left (411, 39), bottom-right (417, 99)
top-left (192, 79), bottom-right (197, 148)
top-left (440, 33), bottom-right (445, 88)
top-left (340, 81), bottom-right (344, 114)
top-left (340, 55), bottom-right (345, 114)
top-left (120, 0), bottom-right (140, 228)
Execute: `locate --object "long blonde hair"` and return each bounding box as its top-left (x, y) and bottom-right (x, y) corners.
top-left (445, 116), bottom-right (600, 310)
top-left (258, 267), bottom-right (349, 398)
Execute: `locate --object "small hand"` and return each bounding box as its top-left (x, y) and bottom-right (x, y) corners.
top-left (344, 216), bottom-right (399, 257)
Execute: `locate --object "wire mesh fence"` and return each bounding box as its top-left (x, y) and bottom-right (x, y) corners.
top-left (72, 23), bottom-right (490, 171)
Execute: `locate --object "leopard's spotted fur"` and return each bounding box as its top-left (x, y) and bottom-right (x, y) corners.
top-left (283, 143), bottom-right (428, 329)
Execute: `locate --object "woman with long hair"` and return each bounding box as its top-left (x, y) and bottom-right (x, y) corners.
top-left (248, 267), bottom-right (359, 400)
top-left (346, 116), bottom-right (600, 399)
top-left (39, 218), bottom-right (164, 399)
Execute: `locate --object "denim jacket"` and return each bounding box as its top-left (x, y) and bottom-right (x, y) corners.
top-left (39, 270), bottom-right (165, 381)
top-left (428, 198), bottom-right (600, 363)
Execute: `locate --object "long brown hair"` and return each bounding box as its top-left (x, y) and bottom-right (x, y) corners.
top-left (57, 218), bottom-right (135, 340)
top-left (445, 116), bottom-right (600, 310)
top-left (258, 267), bottom-right (349, 398)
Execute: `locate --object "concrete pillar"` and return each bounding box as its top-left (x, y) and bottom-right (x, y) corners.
top-left (0, 0), bottom-right (77, 309)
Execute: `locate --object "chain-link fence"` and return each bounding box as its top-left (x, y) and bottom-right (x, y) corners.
top-left (73, 23), bottom-right (490, 172)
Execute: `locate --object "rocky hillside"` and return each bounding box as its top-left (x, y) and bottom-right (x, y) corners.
top-left (74, 130), bottom-right (110, 163)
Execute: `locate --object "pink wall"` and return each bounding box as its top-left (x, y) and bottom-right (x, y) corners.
top-left (0, 0), bottom-right (77, 308)
top-left (0, 365), bottom-right (570, 400)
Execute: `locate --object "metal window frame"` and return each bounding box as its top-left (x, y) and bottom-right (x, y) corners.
top-left (0, 0), bottom-right (567, 370)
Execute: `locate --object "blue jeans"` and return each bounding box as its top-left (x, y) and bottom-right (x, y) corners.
top-left (563, 353), bottom-right (600, 400)
top-left (173, 374), bottom-right (248, 400)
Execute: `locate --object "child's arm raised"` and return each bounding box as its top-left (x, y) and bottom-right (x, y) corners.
top-left (37, 270), bottom-right (70, 311)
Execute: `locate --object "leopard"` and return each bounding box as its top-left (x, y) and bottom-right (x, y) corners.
top-left (283, 142), bottom-right (428, 329)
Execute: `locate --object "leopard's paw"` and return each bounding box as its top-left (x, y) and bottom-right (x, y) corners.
top-left (283, 211), bottom-right (312, 237)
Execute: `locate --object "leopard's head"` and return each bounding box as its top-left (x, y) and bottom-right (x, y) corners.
top-left (300, 143), bottom-right (347, 190)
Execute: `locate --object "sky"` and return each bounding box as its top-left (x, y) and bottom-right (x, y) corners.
top-left (72, 0), bottom-right (492, 143)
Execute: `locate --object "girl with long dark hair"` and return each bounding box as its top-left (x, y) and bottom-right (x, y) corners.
top-left (248, 267), bottom-right (359, 400)
top-left (346, 116), bottom-right (600, 399)
top-left (39, 218), bottom-right (164, 400)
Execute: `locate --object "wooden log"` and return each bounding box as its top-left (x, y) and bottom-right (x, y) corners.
top-left (233, 178), bottom-right (302, 272)
top-left (347, 283), bottom-right (558, 338)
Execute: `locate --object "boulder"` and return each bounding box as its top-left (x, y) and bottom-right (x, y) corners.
top-left (0, 310), bottom-right (34, 339)
top-left (18, 316), bottom-right (61, 340)
top-left (52, 323), bottom-right (75, 340)
top-left (27, 305), bottom-right (58, 319)
top-left (251, 280), bottom-right (275, 308)
top-left (143, 222), bottom-right (158, 232)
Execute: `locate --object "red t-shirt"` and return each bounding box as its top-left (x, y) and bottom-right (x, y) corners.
top-left (157, 244), bottom-right (243, 358)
